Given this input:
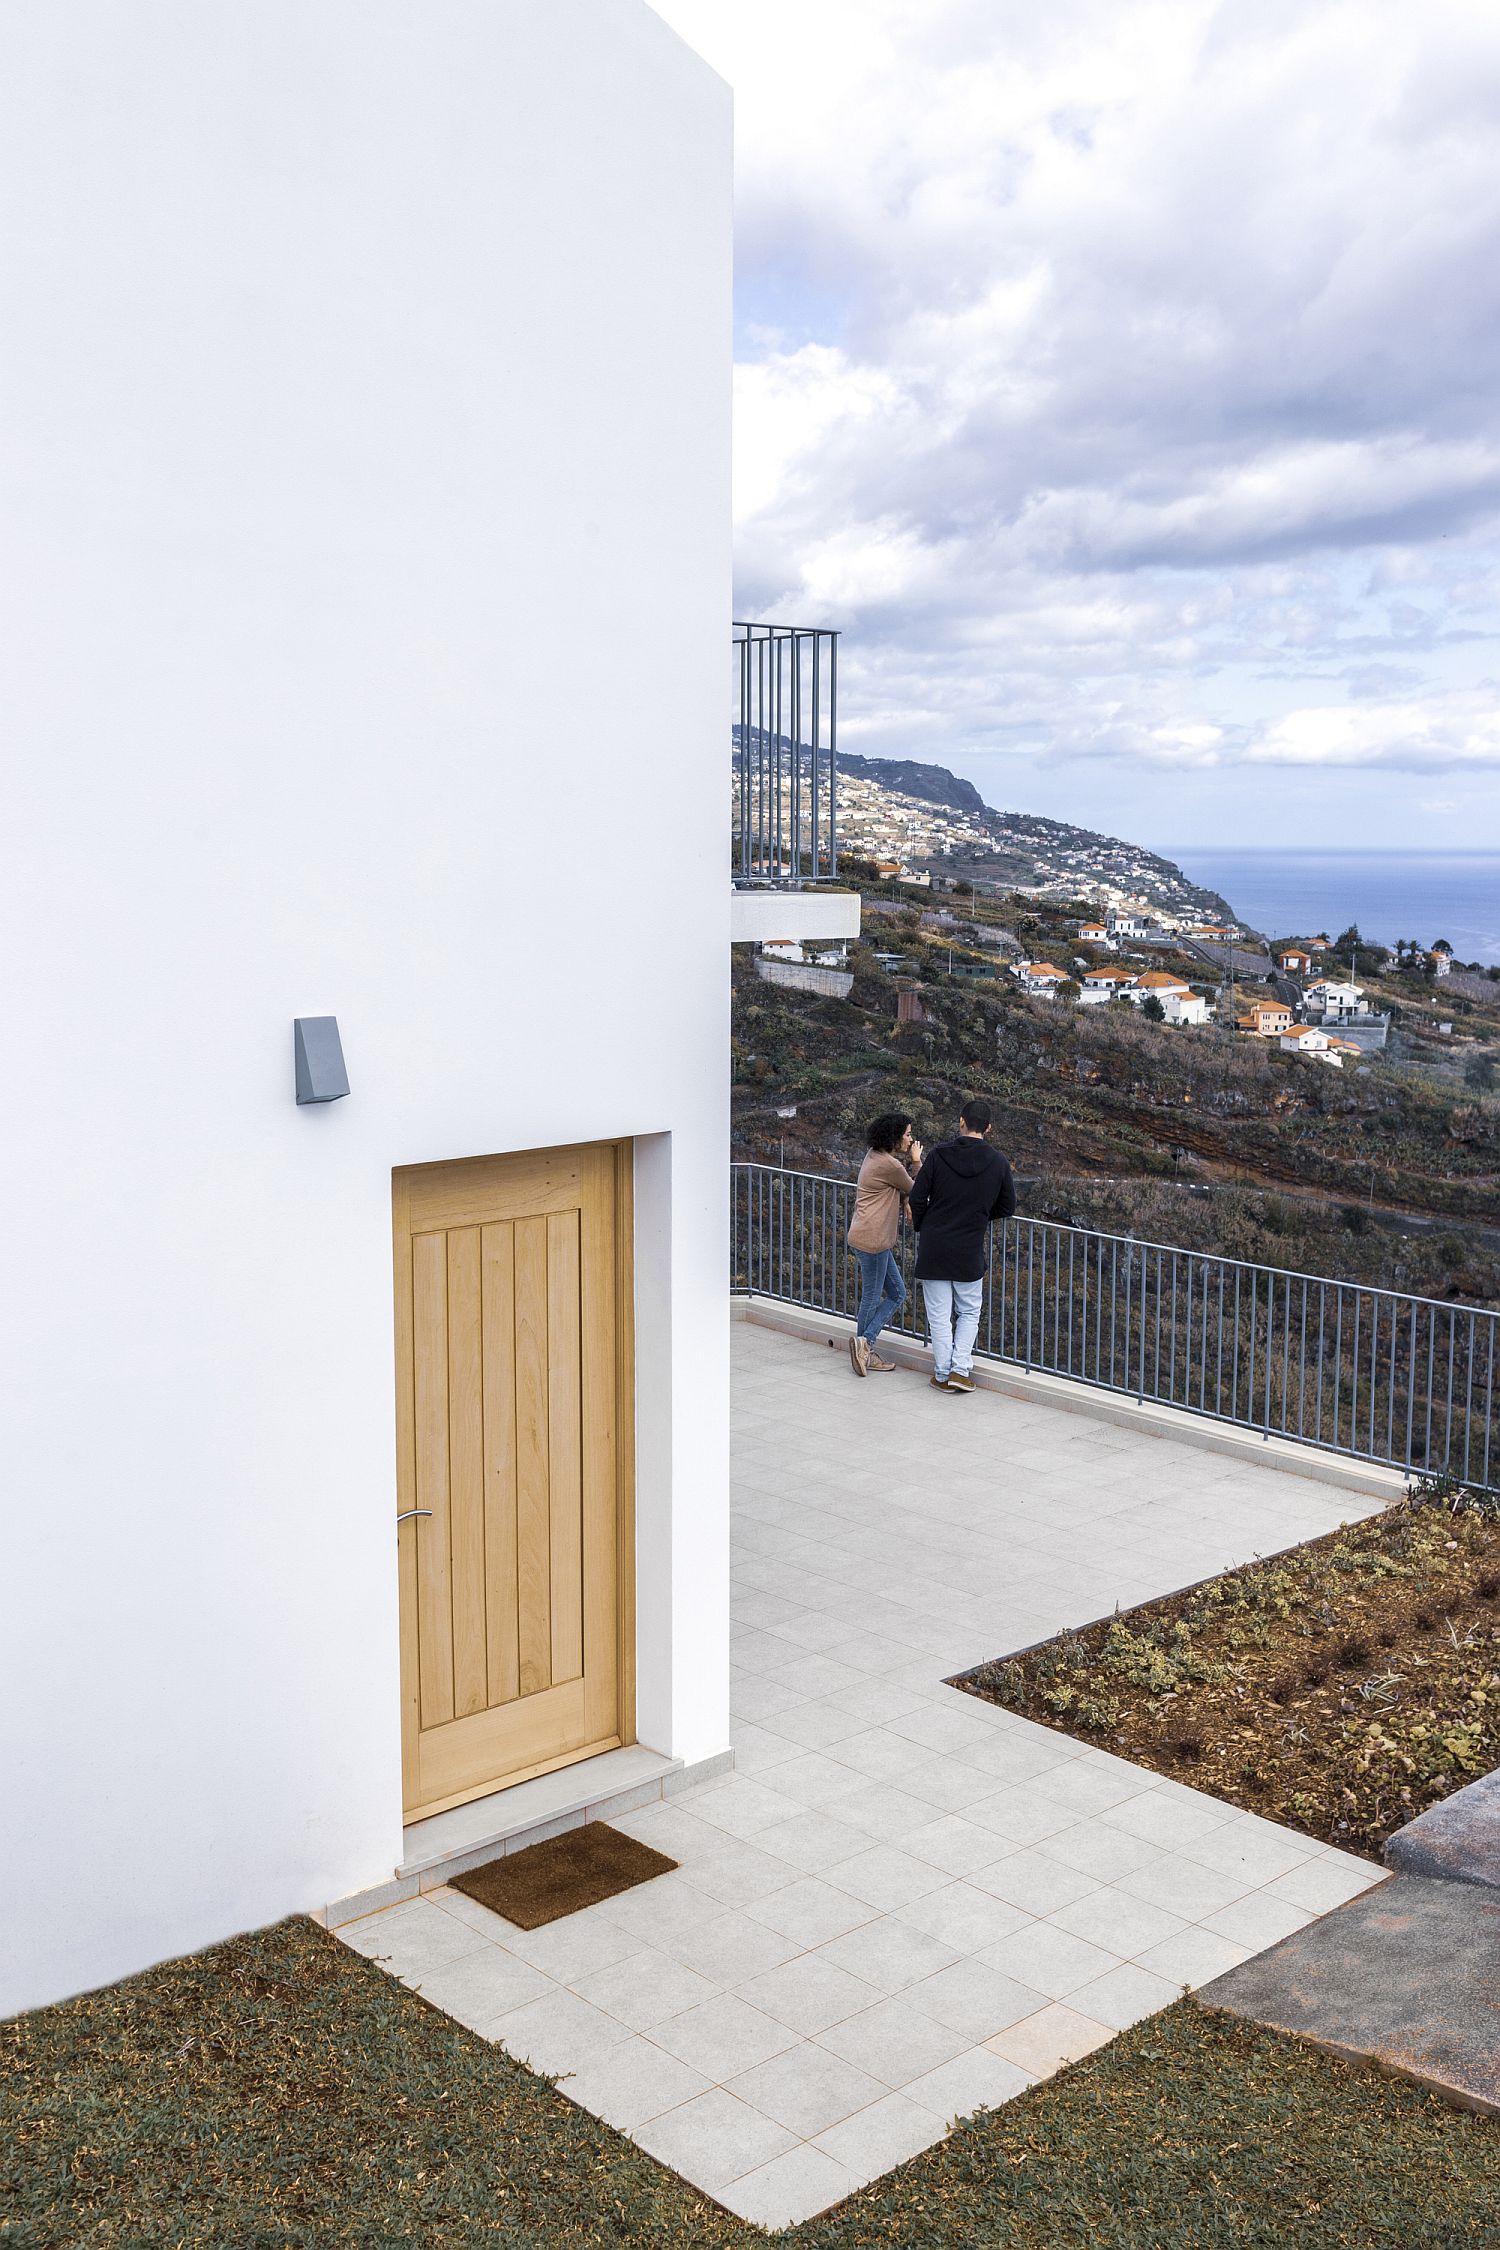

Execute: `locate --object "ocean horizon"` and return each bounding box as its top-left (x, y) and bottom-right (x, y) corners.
top-left (1160, 847), bottom-right (1500, 967)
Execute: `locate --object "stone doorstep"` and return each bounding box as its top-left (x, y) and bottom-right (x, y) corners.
top-left (1201, 1873), bottom-right (1500, 2121)
top-left (734, 1296), bottom-right (1409, 1505)
top-left (322, 1744), bottom-right (735, 1929)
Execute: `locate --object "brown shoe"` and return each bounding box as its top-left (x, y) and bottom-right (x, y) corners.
top-left (946, 1370), bottom-right (975, 1394)
top-left (849, 1335), bottom-right (870, 1377)
top-left (866, 1353), bottom-right (898, 1372)
top-left (929, 1373), bottom-right (949, 1390)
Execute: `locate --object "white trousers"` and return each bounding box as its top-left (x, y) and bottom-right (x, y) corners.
top-left (921, 1277), bottom-right (983, 1377)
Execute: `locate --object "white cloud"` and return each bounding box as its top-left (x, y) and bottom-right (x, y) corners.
top-left (654, 0), bottom-right (1500, 822)
top-left (1245, 688), bottom-right (1500, 769)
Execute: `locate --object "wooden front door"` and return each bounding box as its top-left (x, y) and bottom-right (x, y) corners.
top-left (394, 1142), bottom-right (633, 1822)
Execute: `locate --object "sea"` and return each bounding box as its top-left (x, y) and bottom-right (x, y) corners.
top-left (1161, 849), bottom-right (1500, 966)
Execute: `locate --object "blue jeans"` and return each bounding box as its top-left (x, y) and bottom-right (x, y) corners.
top-left (921, 1277), bottom-right (983, 1378)
top-left (854, 1248), bottom-right (905, 1346)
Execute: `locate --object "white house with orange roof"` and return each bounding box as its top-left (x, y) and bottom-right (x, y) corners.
top-left (1280, 1025), bottom-right (1361, 1067)
top-left (1015, 960), bottom-right (1069, 996)
top-left (1126, 970), bottom-right (1208, 1025)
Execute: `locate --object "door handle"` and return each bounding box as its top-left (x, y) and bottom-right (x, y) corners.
top-left (396, 1510), bottom-right (433, 1526)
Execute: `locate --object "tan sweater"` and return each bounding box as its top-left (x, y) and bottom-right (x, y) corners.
top-left (847, 1150), bottom-right (915, 1253)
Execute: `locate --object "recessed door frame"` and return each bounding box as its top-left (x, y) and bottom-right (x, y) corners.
top-left (393, 1137), bottom-right (636, 1824)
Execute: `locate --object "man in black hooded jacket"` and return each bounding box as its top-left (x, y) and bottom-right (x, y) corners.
top-left (908, 1097), bottom-right (1016, 1393)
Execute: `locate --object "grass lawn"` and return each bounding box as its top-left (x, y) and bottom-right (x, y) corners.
top-left (958, 1483), bottom-right (1500, 1857)
top-left (4, 1914), bottom-right (1498, 2247)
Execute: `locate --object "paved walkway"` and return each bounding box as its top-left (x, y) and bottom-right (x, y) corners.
top-left (1204, 1873), bottom-right (1500, 2117)
top-left (341, 1322), bottom-right (1388, 2229)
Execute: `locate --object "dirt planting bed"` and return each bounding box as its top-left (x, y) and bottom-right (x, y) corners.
top-left (958, 1482), bottom-right (1500, 1859)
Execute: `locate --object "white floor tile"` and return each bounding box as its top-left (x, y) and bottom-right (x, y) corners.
top-left (559, 2036), bottom-right (713, 2132)
top-left (902, 1813), bottom-right (1015, 1878)
top-left (729, 2042), bottom-right (889, 2138)
top-left (682, 1780), bottom-right (803, 1840)
top-left (1200, 1891), bottom-right (1316, 1951)
top-left (970, 1849), bottom-right (1102, 1918)
top-left (1115, 1852), bottom-right (1257, 1923)
top-left (1064, 1961), bottom-right (1180, 2031)
top-left (1267, 1857), bottom-right (1387, 1913)
top-left (338, 1897), bottom-right (489, 1978)
top-left (568, 1948), bottom-right (720, 2032)
top-left (735, 1953), bottom-right (883, 2037)
top-left (1046, 1887), bottom-right (1189, 1958)
top-left (978, 1920), bottom-right (1122, 2002)
top-left (744, 1876), bottom-right (878, 1949)
top-left (816, 1995), bottom-right (971, 2088)
top-left (986, 2002), bottom-right (1116, 2079)
top-left (902, 2045), bottom-right (1034, 2124)
top-left (634, 2088), bottom-right (797, 2194)
top-left (645, 1992), bottom-right (799, 2081)
top-left (1098, 1792), bottom-right (1237, 1850)
top-left (670, 1839), bottom-right (801, 1912)
top-left (756, 1697), bottom-right (873, 1749)
top-left (831, 1843), bottom-right (953, 1913)
top-left (402, 1945), bottom-right (553, 2031)
top-left (655, 1908), bottom-right (802, 1987)
top-left (1132, 1926), bottom-right (1251, 1990)
top-left (905, 1959), bottom-right (1048, 2042)
top-left (894, 1881), bottom-right (1035, 1952)
top-left (1034, 1822), bottom-right (1167, 1884)
top-left (595, 1874), bottom-right (724, 1951)
top-left (812, 2090), bottom-right (949, 2185)
top-left (488, 1988), bottom-right (634, 2073)
top-left (718, 2141), bottom-right (856, 2226)
top-left (815, 1917), bottom-right (960, 1994)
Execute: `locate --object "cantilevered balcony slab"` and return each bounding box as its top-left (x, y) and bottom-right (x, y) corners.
top-left (730, 887), bottom-right (861, 946)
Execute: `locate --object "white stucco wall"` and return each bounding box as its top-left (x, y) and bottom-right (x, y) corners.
top-left (0, 0), bottom-right (730, 2017)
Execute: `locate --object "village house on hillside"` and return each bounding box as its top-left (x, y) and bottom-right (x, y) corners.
top-left (1081, 964), bottom-right (1136, 998)
top-left (1279, 1024), bottom-right (1362, 1068)
top-left (1015, 959), bottom-right (1069, 995)
top-left (1237, 997), bottom-right (1296, 1037)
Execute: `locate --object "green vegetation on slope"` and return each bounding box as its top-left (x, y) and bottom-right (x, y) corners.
top-left (734, 887), bottom-right (1500, 1306)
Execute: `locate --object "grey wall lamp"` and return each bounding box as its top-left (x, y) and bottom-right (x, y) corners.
top-left (294, 1016), bottom-right (350, 1104)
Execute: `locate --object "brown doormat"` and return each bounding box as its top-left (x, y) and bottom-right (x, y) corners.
top-left (448, 1822), bottom-right (678, 1930)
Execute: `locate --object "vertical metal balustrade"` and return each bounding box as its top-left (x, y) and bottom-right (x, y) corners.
top-left (733, 622), bottom-right (839, 885)
top-left (731, 1161), bottom-right (1497, 1489)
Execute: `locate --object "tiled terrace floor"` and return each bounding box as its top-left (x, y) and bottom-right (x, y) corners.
top-left (342, 1321), bottom-right (1389, 2229)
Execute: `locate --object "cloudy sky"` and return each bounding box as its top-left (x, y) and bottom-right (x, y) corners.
top-left (653, 0), bottom-right (1500, 852)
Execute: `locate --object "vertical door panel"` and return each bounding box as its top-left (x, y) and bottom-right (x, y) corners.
top-left (481, 1222), bottom-right (520, 1708)
top-left (547, 1209), bottom-right (584, 1687)
top-left (412, 1229), bottom-right (454, 1729)
top-left (513, 1214), bottom-right (552, 1698)
top-left (446, 1227), bottom-right (487, 1718)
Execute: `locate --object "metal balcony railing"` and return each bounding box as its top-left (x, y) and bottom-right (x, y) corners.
top-left (733, 622), bottom-right (838, 886)
top-left (731, 1161), bottom-right (1499, 1491)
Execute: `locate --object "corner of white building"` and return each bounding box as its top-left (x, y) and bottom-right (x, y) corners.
top-left (0, 0), bottom-right (732, 2018)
